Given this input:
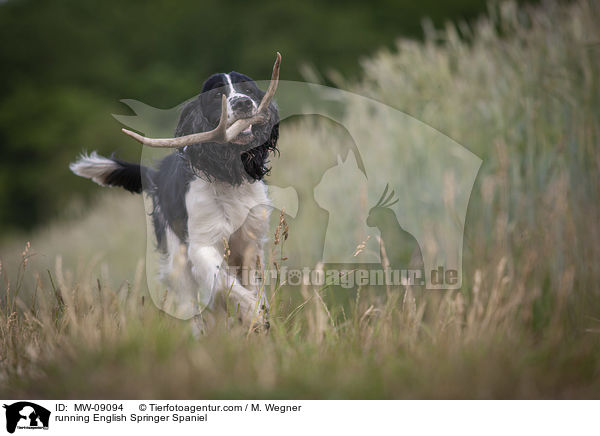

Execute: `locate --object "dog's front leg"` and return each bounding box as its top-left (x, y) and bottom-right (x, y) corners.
top-left (187, 244), bottom-right (267, 328)
top-left (219, 276), bottom-right (269, 330)
top-left (227, 204), bottom-right (271, 327)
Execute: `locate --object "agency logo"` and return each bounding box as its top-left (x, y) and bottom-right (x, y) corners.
top-left (2, 402), bottom-right (50, 434)
top-left (114, 79), bottom-right (481, 319)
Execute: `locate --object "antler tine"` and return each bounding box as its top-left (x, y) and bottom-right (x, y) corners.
top-left (121, 95), bottom-right (228, 148)
top-left (121, 52), bottom-right (281, 148)
top-left (257, 51), bottom-right (281, 114)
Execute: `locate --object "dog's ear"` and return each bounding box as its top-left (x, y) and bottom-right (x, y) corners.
top-left (240, 121), bottom-right (279, 181)
top-left (264, 122), bottom-right (279, 151)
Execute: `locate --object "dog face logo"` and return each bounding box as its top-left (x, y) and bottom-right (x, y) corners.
top-left (3, 402), bottom-right (50, 433)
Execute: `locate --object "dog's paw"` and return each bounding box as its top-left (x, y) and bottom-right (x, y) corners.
top-left (257, 303), bottom-right (271, 332)
top-left (243, 302), bottom-right (270, 333)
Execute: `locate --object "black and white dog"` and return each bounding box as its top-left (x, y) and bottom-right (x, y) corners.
top-left (70, 55), bottom-right (282, 331)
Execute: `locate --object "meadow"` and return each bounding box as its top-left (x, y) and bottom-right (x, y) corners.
top-left (1, 0), bottom-right (599, 398)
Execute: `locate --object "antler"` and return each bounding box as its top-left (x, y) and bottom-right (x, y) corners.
top-left (121, 52), bottom-right (282, 148)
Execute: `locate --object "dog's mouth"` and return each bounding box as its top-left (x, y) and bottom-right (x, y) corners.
top-left (229, 124), bottom-right (254, 145)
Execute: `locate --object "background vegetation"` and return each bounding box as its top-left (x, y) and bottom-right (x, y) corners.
top-left (0, 0), bottom-right (537, 233)
top-left (1, 0), bottom-right (600, 398)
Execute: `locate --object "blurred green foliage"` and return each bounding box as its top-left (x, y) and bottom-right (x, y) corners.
top-left (0, 0), bottom-right (535, 233)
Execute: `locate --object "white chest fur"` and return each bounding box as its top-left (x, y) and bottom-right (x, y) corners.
top-left (185, 177), bottom-right (271, 248)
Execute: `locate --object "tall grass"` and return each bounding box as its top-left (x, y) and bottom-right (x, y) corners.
top-left (1, 0), bottom-right (599, 398)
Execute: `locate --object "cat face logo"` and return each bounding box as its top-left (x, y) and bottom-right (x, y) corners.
top-left (3, 402), bottom-right (50, 433)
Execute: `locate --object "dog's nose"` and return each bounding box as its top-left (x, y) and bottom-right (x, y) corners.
top-left (231, 97), bottom-right (253, 112)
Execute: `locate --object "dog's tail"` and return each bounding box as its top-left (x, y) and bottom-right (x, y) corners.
top-left (69, 151), bottom-right (155, 194)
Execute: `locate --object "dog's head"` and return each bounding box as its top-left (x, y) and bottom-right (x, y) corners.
top-left (175, 71), bottom-right (279, 185)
